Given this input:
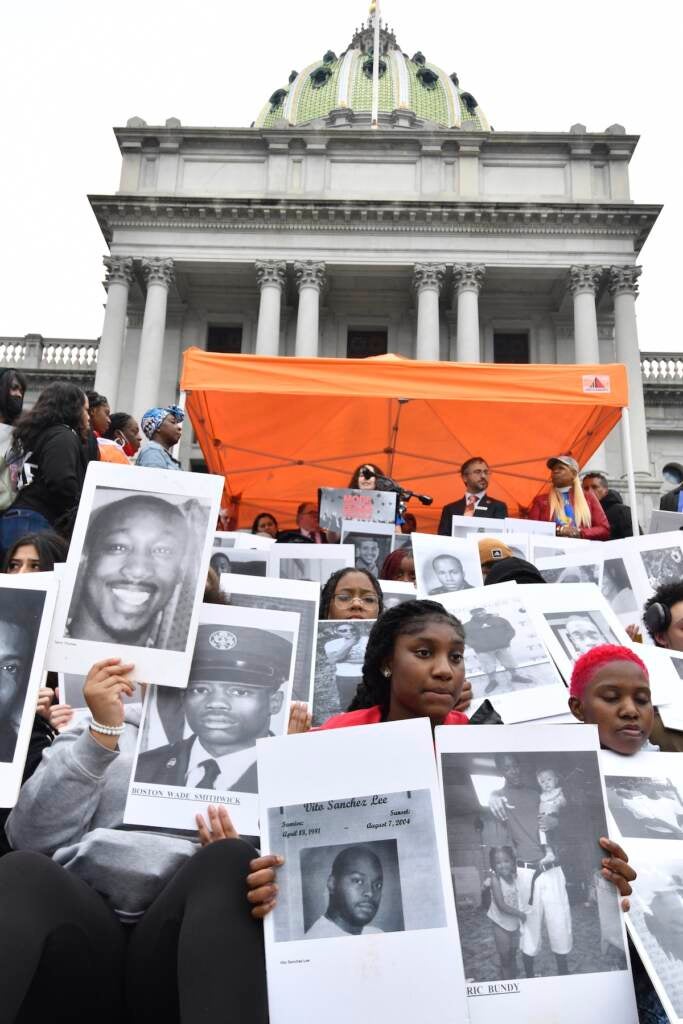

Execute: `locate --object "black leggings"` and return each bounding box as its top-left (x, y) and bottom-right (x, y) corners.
top-left (0, 841), bottom-right (268, 1024)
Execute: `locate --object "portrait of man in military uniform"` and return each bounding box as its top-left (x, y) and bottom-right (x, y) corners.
top-left (134, 622), bottom-right (293, 793)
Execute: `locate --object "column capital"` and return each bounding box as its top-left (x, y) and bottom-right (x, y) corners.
top-left (141, 257), bottom-right (175, 288)
top-left (294, 261), bottom-right (326, 292)
top-left (568, 264), bottom-right (602, 296)
top-left (103, 255), bottom-right (134, 289)
top-left (255, 260), bottom-right (287, 290)
top-left (608, 265), bottom-right (642, 297)
top-left (452, 263), bottom-right (485, 294)
top-left (413, 263), bottom-right (446, 293)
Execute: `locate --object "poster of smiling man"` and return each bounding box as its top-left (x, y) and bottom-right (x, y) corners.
top-left (47, 462), bottom-right (223, 687)
top-left (125, 603), bottom-right (298, 836)
top-left (0, 574), bottom-right (58, 807)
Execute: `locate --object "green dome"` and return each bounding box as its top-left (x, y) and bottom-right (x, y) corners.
top-left (255, 21), bottom-right (489, 131)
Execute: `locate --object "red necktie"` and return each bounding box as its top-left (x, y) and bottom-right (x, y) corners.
top-left (464, 495), bottom-right (478, 517)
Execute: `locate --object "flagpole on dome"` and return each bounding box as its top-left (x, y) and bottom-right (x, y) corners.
top-left (370, 0), bottom-right (381, 128)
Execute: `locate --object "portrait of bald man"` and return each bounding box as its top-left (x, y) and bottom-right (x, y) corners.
top-left (305, 845), bottom-right (386, 939)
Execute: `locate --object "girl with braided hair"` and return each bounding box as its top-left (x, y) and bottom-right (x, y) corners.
top-left (322, 599), bottom-right (470, 729)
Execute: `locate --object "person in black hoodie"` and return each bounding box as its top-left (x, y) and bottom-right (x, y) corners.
top-left (582, 473), bottom-right (638, 539)
top-left (0, 382), bottom-right (94, 555)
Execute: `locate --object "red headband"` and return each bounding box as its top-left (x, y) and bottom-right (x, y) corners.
top-left (570, 644), bottom-right (649, 700)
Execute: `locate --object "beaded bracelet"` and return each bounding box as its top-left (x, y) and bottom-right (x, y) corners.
top-left (90, 719), bottom-right (126, 737)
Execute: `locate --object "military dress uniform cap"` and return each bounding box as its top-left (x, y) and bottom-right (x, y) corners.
top-left (189, 623), bottom-right (292, 689)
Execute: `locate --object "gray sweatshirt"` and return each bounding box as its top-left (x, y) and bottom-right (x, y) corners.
top-left (5, 705), bottom-right (196, 921)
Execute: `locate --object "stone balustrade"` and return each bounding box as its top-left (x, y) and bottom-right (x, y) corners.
top-left (0, 335), bottom-right (99, 371)
top-left (641, 354), bottom-right (683, 382)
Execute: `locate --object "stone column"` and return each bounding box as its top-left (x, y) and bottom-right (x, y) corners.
top-left (609, 265), bottom-right (650, 475)
top-left (453, 263), bottom-right (485, 362)
top-left (95, 256), bottom-right (134, 407)
top-left (132, 258), bottom-right (174, 417)
top-left (569, 265), bottom-right (601, 364)
top-left (255, 261), bottom-right (286, 356)
top-left (294, 262), bottom-right (326, 357)
top-left (413, 264), bottom-right (446, 361)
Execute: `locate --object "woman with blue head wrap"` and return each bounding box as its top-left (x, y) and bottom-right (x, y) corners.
top-left (136, 405), bottom-right (184, 471)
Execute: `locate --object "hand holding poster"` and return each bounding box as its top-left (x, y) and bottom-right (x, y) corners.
top-left (257, 718), bottom-right (467, 1024)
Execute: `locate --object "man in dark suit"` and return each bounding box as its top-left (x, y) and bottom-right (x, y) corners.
top-left (277, 501), bottom-right (328, 544)
top-left (660, 462), bottom-right (683, 513)
top-left (438, 457), bottom-right (508, 535)
top-left (135, 623), bottom-right (292, 794)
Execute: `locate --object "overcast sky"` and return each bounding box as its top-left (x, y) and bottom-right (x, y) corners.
top-left (1, 0), bottom-right (679, 353)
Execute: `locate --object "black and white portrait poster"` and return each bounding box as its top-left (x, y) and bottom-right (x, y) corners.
top-left (625, 851), bottom-right (683, 1024)
top-left (219, 573), bottom-right (319, 704)
top-left (530, 536), bottom-right (593, 562)
top-left (47, 461), bottom-right (223, 688)
top-left (340, 519), bottom-right (394, 577)
top-left (535, 539), bottom-right (640, 627)
top-left (527, 583), bottom-right (630, 685)
top-left (258, 718), bottom-right (467, 1024)
top-left (439, 583), bottom-right (567, 723)
top-left (436, 725), bottom-right (637, 1024)
top-left (536, 555), bottom-right (602, 587)
top-left (311, 620), bottom-right (375, 727)
top-left (318, 487), bottom-right (397, 537)
top-left (210, 547), bottom-right (271, 579)
top-left (379, 579), bottom-right (417, 611)
top-left (601, 750), bottom-right (683, 841)
top-left (412, 533), bottom-right (483, 599)
top-left (270, 544), bottom-right (355, 586)
top-left (621, 531), bottom-right (683, 617)
top-left (124, 603), bottom-right (298, 835)
top-left (0, 574), bottom-right (58, 807)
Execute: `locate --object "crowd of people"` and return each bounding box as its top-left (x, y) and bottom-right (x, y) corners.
top-left (0, 369), bottom-right (681, 1022)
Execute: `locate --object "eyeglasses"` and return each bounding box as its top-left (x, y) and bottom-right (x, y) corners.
top-left (333, 592), bottom-right (379, 608)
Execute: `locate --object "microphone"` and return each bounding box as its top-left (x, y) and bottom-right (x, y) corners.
top-left (360, 468), bottom-right (433, 506)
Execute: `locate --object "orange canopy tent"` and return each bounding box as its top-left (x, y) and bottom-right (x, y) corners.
top-left (180, 351), bottom-right (630, 532)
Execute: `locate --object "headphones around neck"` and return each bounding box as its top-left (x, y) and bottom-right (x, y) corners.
top-left (643, 601), bottom-right (671, 637)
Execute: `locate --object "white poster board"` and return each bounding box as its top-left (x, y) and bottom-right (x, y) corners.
top-left (437, 725), bottom-right (637, 1024)
top-left (0, 573), bottom-right (58, 807)
top-left (438, 582), bottom-right (568, 723)
top-left (622, 531), bottom-right (683, 615)
top-left (504, 518), bottom-right (556, 537)
top-left (601, 749), bottom-right (683, 1023)
top-left (531, 536), bottom-right (593, 561)
top-left (379, 579), bottom-right (417, 611)
top-left (124, 604), bottom-right (298, 836)
top-left (270, 544), bottom-right (355, 586)
top-left (219, 573), bottom-right (319, 704)
top-left (450, 514), bottom-right (506, 539)
top-left (258, 718), bottom-right (467, 1024)
top-left (47, 461), bottom-right (223, 687)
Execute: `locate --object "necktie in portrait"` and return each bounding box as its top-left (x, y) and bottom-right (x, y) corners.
top-left (196, 758), bottom-right (221, 789)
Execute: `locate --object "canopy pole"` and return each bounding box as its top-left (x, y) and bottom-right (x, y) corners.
top-left (370, 0), bottom-right (381, 128)
top-left (173, 389), bottom-right (187, 462)
top-left (620, 407), bottom-right (640, 536)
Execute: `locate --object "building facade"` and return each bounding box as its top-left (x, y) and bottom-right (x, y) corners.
top-left (84, 17), bottom-right (667, 513)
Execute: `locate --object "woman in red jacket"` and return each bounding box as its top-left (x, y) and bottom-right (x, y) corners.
top-left (528, 455), bottom-right (610, 540)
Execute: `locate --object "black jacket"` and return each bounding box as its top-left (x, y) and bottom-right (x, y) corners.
top-left (660, 485), bottom-right (683, 513)
top-left (437, 495), bottom-right (508, 535)
top-left (600, 489), bottom-right (638, 539)
top-left (12, 424), bottom-right (92, 525)
top-left (135, 735), bottom-right (258, 794)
